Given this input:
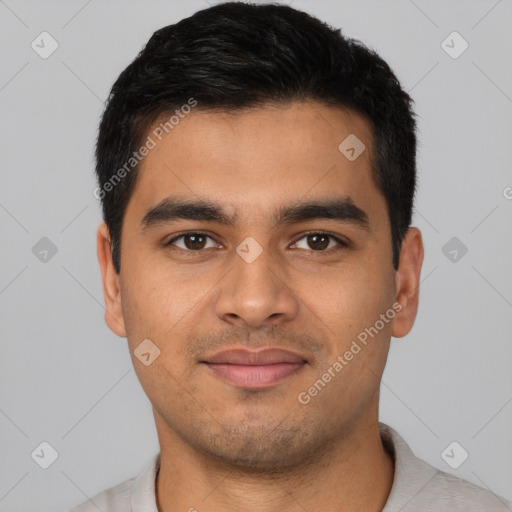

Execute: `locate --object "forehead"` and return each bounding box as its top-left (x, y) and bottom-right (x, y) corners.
top-left (126, 101), bottom-right (385, 228)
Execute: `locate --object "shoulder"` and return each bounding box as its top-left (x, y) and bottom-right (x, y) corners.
top-left (68, 478), bottom-right (133, 512)
top-left (68, 452), bottom-right (160, 512)
top-left (380, 423), bottom-right (512, 512)
top-left (422, 469), bottom-right (512, 511)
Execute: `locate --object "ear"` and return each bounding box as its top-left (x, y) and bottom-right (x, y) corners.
top-left (97, 223), bottom-right (127, 337)
top-left (391, 227), bottom-right (424, 338)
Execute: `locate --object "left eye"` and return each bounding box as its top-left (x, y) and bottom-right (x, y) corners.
top-left (292, 233), bottom-right (346, 252)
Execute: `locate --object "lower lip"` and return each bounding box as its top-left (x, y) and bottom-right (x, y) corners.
top-left (204, 362), bottom-right (305, 388)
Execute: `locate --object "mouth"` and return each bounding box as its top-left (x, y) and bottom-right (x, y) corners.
top-left (200, 348), bottom-right (307, 389)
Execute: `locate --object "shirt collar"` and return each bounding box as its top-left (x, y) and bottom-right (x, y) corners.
top-left (380, 423), bottom-right (440, 512)
top-left (131, 451), bottom-right (160, 512)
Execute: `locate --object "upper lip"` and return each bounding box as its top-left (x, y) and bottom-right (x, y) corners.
top-left (203, 348), bottom-right (306, 365)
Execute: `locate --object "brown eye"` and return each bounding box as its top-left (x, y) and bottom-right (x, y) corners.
top-left (183, 234), bottom-right (207, 250)
top-left (166, 233), bottom-right (217, 251)
top-left (293, 232), bottom-right (347, 252)
top-left (306, 234), bottom-right (329, 250)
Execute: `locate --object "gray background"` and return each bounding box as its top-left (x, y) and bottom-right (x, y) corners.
top-left (0, 0), bottom-right (511, 510)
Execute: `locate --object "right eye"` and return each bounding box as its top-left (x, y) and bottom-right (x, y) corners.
top-left (165, 232), bottom-right (220, 252)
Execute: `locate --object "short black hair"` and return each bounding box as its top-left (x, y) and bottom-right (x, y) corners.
top-left (95, 1), bottom-right (417, 272)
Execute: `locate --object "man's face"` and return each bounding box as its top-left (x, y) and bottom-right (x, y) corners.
top-left (100, 101), bottom-right (416, 472)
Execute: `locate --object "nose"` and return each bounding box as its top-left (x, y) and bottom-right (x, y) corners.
top-left (214, 242), bottom-right (300, 330)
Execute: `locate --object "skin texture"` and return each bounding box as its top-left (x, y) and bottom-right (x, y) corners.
top-left (97, 100), bottom-right (424, 512)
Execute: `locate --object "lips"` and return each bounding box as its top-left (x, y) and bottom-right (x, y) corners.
top-left (202, 348), bottom-right (307, 388)
top-left (205, 348), bottom-right (306, 365)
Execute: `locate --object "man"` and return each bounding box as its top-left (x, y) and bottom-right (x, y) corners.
top-left (72, 2), bottom-right (511, 511)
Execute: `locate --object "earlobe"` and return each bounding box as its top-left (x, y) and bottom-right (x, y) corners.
top-left (96, 223), bottom-right (127, 337)
top-left (391, 227), bottom-right (424, 339)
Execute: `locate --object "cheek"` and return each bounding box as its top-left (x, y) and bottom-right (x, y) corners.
top-left (121, 276), bottom-right (197, 395)
top-left (119, 258), bottom-right (211, 377)
top-left (323, 260), bottom-right (395, 351)
top-left (313, 266), bottom-right (394, 414)
top-left (121, 257), bottom-right (194, 333)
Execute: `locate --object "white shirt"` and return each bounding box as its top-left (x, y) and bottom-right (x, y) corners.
top-left (70, 423), bottom-right (512, 511)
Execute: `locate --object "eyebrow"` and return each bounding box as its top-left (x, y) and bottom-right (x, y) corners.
top-left (141, 195), bottom-right (371, 232)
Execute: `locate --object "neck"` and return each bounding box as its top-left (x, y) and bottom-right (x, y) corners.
top-left (155, 417), bottom-right (394, 512)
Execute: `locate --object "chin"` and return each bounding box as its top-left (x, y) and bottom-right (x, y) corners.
top-left (189, 418), bottom-right (334, 475)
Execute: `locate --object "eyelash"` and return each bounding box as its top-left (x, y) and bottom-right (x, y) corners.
top-left (164, 231), bottom-right (348, 255)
